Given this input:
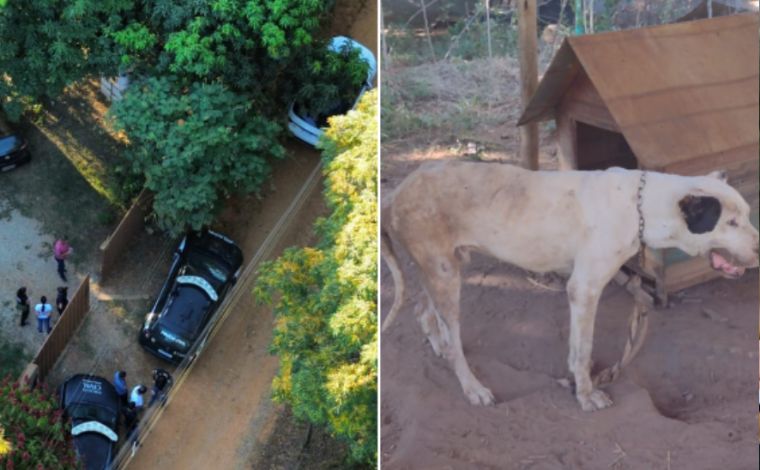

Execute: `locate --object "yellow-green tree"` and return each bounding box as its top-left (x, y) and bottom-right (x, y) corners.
top-left (255, 90), bottom-right (377, 466)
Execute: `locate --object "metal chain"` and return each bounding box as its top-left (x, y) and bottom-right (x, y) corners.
top-left (637, 171), bottom-right (647, 267)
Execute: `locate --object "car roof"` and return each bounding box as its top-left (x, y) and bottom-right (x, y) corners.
top-left (62, 375), bottom-right (120, 411)
top-left (158, 284), bottom-right (214, 338)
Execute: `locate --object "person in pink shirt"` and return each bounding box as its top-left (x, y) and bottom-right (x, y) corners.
top-left (53, 236), bottom-right (72, 282)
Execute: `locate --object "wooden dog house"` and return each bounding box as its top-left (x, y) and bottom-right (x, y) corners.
top-left (518, 14), bottom-right (759, 302)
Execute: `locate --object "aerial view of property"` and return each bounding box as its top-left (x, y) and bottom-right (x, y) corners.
top-left (1, 1), bottom-right (377, 469)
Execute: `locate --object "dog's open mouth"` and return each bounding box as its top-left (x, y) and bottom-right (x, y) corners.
top-left (709, 249), bottom-right (745, 278)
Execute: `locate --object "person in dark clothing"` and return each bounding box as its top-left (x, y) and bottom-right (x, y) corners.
top-left (122, 401), bottom-right (139, 441)
top-left (16, 286), bottom-right (30, 327)
top-left (56, 286), bottom-right (68, 317)
top-left (149, 368), bottom-right (173, 407)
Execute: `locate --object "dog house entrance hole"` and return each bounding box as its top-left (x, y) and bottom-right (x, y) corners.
top-left (576, 122), bottom-right (637, 171)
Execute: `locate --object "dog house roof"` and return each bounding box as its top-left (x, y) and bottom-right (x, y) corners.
top-left (518, 13), bottom-right (759, 170)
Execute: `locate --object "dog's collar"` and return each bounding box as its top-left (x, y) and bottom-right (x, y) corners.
top-left (636, 171), bottom-right (647, 266)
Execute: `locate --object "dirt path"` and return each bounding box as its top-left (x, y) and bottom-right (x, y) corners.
top-left (380, 154), bottom-right (758, 470)
top-left (125, 146), bottom-right (322, 469)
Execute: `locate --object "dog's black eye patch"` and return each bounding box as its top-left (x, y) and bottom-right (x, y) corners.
top-left (678, 195), bottom-right (722, 234)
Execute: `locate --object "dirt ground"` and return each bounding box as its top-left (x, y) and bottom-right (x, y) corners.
top-left (0, 205), bottom-right (81, 366)
top-left (380, 148), bottom-right (759, 469)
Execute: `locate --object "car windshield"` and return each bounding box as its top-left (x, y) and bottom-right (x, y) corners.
top-left (158, 284), bottom-right (213, 340)
top-left (186, 250), bottom-right (231, 286)
top-left (293, 101), bottom-right (353, 128)
top-left (67, 403), bottom-right (117, 428)
top-left (0, 136), bottom-right (20, 154)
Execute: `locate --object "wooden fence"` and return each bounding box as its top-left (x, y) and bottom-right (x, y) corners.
top-left (100, 189), bottom-right (153, 281)
top-left (23, 276), bottom-right (91, 384)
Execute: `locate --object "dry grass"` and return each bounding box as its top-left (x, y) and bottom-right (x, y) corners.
top-left (382, 56), bottom-right (523, 144)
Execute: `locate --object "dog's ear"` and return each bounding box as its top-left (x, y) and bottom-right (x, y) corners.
top-left (679, 195), bottom-right (722, 234)
top-left (705, 170), bottom-right (728, 182)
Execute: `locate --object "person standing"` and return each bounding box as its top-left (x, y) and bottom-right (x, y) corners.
top-left (122, 401), bottom-right (139, 439)
top-left (53, 237), bottom-right (72, 282)
top-left (148, 368), bottom-right (173, 407)
top-left (34, 296), bottom-right (53, 334)
top-left (56, 286), bottom-right (69, 317)
top-left (114, 370), bottom-right (128, 406)
top-left (129, 385), bottom-right (147, 410)
top-left (16, 286), bottom-right (30, 327)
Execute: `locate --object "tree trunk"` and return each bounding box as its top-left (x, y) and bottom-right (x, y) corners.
top-left (381, 6), bottom-right (390, 70)
top-left (486, 0), bottom-right (492, 59)
top-left (420, 0), bottom-right (437, 61)
top-left (518, 0), bottom-right (539, 170)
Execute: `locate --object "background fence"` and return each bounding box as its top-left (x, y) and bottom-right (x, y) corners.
top-left (100, 189), bottom-right (154, 281)
top-left (20, 276), bottom-right (91, 386)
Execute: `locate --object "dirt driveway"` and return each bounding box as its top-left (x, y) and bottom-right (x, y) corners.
top-left (379, 152), bottom-right (758, 469)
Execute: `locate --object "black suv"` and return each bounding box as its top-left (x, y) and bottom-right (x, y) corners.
top-left (59, 375), bottom-right (120, 470)
top-left (139, 230), bottom-right (243, 364)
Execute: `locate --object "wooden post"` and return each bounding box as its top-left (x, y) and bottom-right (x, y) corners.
top-left (518, 0), bottom-right (539, 170)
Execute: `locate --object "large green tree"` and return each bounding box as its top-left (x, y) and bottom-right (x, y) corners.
top-left (106, 0), bottom-right (361, 230)
top-left (110, 76), bottom-right (284, 233)
top-left (255, 89), bottom-right (377, 465)
top-left (0, 0), bottom-right (128, 119)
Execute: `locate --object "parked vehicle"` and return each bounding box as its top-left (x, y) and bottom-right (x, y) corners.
top-left (100, 74), bottom-right (130, 102)
top-left (59, 374), bottom-right (120, 470)
top-left (287, 36), bottom-right (377, 146)
top-left (139, 230), bottom-right (243, 364)
top-left (0, 117), bottom-right (30, 172)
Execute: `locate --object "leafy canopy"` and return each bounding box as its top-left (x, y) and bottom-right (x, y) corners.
top-left (0, 0), bottom-right (128, 119)
top-left (255, 89), bottom-right (378, 465)
top-left (110, 77), bottom-right (284, 234)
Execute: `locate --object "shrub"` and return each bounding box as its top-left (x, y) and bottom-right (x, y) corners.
top-left (0, 376), bottom-right (78, 469)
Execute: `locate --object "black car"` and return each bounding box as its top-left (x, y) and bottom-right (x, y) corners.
top-left (139, 229), bottom-right (243, 364)
top-left (59, 375), bottom-right (120, 470)
top-left (0, 133), bottom-right (30, 172)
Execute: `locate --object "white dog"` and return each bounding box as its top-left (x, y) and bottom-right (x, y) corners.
top-left (382, 162), bottom-right (759, 411)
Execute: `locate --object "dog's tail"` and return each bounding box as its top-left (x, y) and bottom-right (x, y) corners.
top-left (381, 226), bottom-right (405, 332)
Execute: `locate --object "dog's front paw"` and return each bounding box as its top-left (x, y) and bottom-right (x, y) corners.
top-left (577, 389), bottom-right (612, 412)
top-left (464, 382), bottom-right (495, 406)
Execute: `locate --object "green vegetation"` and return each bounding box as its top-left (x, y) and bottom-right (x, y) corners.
top-left (0, 376), bottom-right (78, 469)
top-left (110, 77), bottom-right (284, 233)
top-left (0, 340), bottom-right (29, 379)
top-left (256, 90), bottom-right (378, 466)
top-left (1, 0), bottom-right (370, 233)
top-left (0, 0), bottom-right (125, 119)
